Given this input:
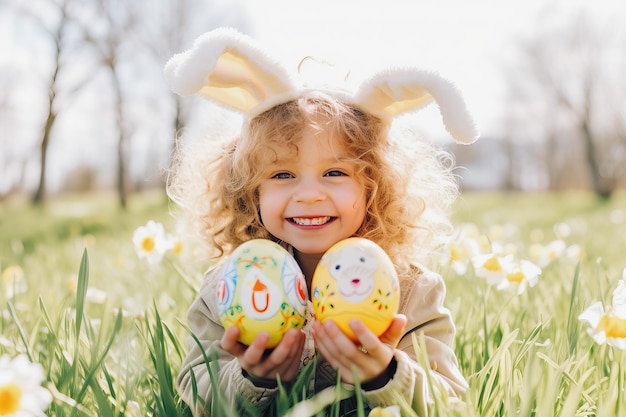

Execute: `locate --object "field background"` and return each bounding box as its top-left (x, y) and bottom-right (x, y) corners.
top-left (1, 191), bottom-right (625, 416)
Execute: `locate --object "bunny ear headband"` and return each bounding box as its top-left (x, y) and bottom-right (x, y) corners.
top-left (164, 27), bottom-right (479, 144)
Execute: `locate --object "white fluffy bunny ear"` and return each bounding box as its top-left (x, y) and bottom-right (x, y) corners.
top-left (165, 28), bottom-right (479, 144)
top-left (355, 68), bottom-right (479, 144)
top-left (164, 28), bottom-right (299, 114)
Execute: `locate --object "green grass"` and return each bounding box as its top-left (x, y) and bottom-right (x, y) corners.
top-left (1, 190), bottom-right (625, 416)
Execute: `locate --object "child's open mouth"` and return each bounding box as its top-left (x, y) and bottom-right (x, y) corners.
top-left (289, 216), bottom-right (334, 226)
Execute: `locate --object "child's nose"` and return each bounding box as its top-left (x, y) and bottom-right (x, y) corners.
top-left (294, 177), bottom-right (326, 203)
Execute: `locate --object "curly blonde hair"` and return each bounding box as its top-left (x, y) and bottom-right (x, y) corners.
top-left (167, 92), bottom-right (459, 273)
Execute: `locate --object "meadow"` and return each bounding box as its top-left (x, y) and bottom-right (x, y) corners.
top-left (1, 190), bottom-right (625, 416)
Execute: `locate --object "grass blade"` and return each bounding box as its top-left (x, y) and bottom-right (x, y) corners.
top-left (75, 249), bottom-right (89, 340)
top-left (566, 262), bottom-right (581, 355)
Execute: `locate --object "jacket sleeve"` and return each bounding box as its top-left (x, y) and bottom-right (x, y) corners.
top-left (362, 267), bottom-right (468, 416)
top-left (176, 265), bottom-right (279, 416)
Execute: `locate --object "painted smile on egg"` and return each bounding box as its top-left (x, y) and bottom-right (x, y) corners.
top-left (338, 278), bottom-right (374, 299)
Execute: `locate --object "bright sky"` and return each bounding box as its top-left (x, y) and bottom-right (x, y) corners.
top-left (2, 0), bottom-right (624, 193)
top-left (241, 0), bottom-right (625, 139)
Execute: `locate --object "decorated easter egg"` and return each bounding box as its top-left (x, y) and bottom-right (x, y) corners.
top-left (216, 239), bottom-right (308, 348)
top-left (312, 238), bottom-right (399, 343)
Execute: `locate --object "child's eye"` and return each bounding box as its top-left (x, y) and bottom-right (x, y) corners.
top-left (272, 172), bottom-right (294, 179)
top-left (324, 170), bottom-right (347, 177)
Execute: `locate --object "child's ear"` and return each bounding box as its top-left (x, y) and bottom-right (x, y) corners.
top-left (164, 27), bottom-right (298, 114)
top-left (355, 68), bottom-right (479, 144)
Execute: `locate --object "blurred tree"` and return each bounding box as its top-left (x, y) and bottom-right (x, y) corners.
top-left (137, 0), bottom-right (205, 146)
top-left (76, 0), bottom-right (142, 208)
top-left (503, 10), bottom-right (626, 198)
top-left (135, 0), bottom-right (251, 163)
top-left (33, 8), bottom-right (62, 205)
top-left (4, 0), bottom-right (251, 202)
top-left (8, 0), bottom-right (110, 204)
top-left (68, 0), bottom-right (250, 207)
top-left (13, 0), bottom-right (85, 204)
top-left (0, 67), bottom-right (23, 199)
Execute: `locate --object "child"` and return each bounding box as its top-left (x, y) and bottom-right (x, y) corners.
top-left (165, 28), bottom-right (478, 417)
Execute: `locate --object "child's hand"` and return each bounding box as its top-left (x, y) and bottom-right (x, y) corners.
top-left (221, 326), bottom-right (305, 382)
top-left (312, 314), bottom-right (407, 385)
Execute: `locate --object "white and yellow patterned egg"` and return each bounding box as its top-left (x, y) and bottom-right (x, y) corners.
top-left (216, 239), bottom-right (308, 347)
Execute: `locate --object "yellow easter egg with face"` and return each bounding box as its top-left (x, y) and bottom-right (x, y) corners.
top-left (216, 239), bottom-right (308, 348)
top-left (312, 238), bottom-right (400, 343)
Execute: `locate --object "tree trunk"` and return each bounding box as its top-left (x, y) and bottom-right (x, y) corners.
top-left (111, 62), bottom-right (127, 209)
top-left (32, 105), bottom-right (56, 204)
top-left (33, 53), bottom-right (61, 205)
top-left (580, 120), bottom-right (612, 199)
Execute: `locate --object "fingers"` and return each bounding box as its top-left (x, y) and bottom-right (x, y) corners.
top-left (313, 319), bottom-right (376, 383)
top-left (274, 329), bottom-right (306, 381)
top-left (223, 327), bottom-right (305, 381)
top-left (242, 331), bottom-right (270, 365)
top-left (314, 318), bottom-right (399, 384)
top-left (312, 320), bottom-right (351, 381)
top-left (255, 329), bottom-right (304, 381)
top-left (378, 314), bottom-right (407, 346)
top-left (220, 326), bottom-right (246, 357)
top-left (349, 319), bottom-right (380, 352)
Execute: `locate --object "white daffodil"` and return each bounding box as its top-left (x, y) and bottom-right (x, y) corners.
top-left (165, 233), bottom-right (184, 257)
top-left (124, 400), bottom-right (141, 417)
top-left (611, 279), bottom-right (626, 318)
top-left (458, 223), bottom-right (490, 251)
top-left (441, 231), bottom-right (480, 275)
top-left (579, 303), bottom-right (626, 349)
top-left (132, 221), bottom-right (168, 264)
top-left (498, 259), bottom-right (542, 294)
top-left (579, 280), bottom-right (626, 349)
top-left (553, 222), bottom-right (572, 238)
top-left (472, 253), bottom-right (515, 286)
top-left (537, 239), bottom-right (567, 267)
top-left (85, 287), bottom-right (108, 304)
top-left (167, 221), bottom-right (189, 257)
top-left (369, 405), bottom-right (401, 417)
top-left (610, 209), bottom-right (625, 225)
top-left (0, 354), bottom-right (52, 416)
top-left (1, 265), bottom-right (28, 299)
top-left (565, 244), bottom-right (584, 260)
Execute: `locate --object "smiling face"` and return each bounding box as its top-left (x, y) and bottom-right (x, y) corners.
top-left (327, 245), bottom-right (378, 303)
top-left (258, 124), bottom-right (367, 257)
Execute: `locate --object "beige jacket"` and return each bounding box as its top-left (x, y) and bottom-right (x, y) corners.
top-left (176, 261), bottom-right (467, 416)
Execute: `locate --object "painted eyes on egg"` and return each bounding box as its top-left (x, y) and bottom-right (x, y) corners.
top-left (333, 257), bottom-right (366, 271)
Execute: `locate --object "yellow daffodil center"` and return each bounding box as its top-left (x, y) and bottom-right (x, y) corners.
top-left (2, 266), bottom-right (24, 285)
top-left (477, 237), bottom-right (490, 252)
top-left (483, 257), bottom-right (502, 272)
top-left (598, 314), bottom-right (626, 338)
top-left (141, 237), bottom-right (155, 252)
top-left (0, 383), bottom-right (22, 415)
top-left (507, 271), bottom-right (525, 283)
top-left (172, 241), bottom-right (183, 255)
top-left (66, 277), bottom-right (78, 292)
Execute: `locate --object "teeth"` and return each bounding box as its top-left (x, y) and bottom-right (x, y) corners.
top-left (292, 217), bottom-right (331, 226)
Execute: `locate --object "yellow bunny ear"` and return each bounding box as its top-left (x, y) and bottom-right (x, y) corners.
top-left (355, 68), bottom-right (479, 144)
top-left (164, 28), bottom-right (299, 114)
